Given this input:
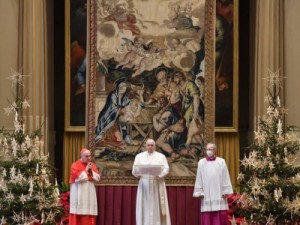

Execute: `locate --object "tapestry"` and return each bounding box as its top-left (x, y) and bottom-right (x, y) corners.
top-left (91, 0), bottom-right (208, 184)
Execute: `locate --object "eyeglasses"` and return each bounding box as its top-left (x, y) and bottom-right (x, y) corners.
top-left (147, 144), bottom-right (154, 146)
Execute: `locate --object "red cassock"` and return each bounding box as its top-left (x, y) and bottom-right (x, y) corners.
top-left (69, 160), bottom-right (101, 225)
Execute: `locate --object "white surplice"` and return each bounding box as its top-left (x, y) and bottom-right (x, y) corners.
top-left (70, 170), bottom-right (101, 215)
top-left (132, 151), bottom-right (171, 225)
top-left (193, 157), bottom-right (233, 212)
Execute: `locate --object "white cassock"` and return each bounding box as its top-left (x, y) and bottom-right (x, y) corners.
top-left (132, 151), bottom-right (171, 225)
top-left (193, 157), bottom-right (233, 212)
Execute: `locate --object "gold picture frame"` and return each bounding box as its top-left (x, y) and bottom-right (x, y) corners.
top-left (86, 0), bottom-right (215, 185)
top-left (214, 0), bottom-right (239, 132)
top-left (65, 0), bottom-right (87, 131)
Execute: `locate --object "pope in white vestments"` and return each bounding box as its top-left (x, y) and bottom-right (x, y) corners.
top-left (132, 139), bottom-right (171, 225)
top-left (193, 143), bottom-right (233, 225)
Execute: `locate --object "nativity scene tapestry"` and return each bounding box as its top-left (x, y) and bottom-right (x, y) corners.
top-left (87, 0), bottom-right (215, 184)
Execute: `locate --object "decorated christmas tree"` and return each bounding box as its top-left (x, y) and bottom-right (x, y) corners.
top-left (0, 69), bottom-right (64, 224)
top-left (238, 71), bottom-right (300, 224)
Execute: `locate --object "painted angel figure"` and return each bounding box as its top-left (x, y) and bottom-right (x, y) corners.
top-left (116, 37), bottom-right (145, 69)
top-left (131, 41), bottom-right (165, 77)
top-left (163, 2), bottom-right (199, 31)
top-left (163, 37), bottom-right (198, 72)
top-left (98, 0), bottom-right (141, 35)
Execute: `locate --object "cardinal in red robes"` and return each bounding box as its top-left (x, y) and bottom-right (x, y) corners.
top-left (69, 148), bottom-right (101, 225)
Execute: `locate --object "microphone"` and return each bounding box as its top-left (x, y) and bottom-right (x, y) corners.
top-left (87, 162), bottom-right (92, 173)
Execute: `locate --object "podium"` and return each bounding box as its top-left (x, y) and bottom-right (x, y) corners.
top-left (133, 165), bottom-right (163, 176)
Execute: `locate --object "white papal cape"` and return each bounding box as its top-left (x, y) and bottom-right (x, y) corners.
top-left (132, 151), bottom-right (171, 225)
